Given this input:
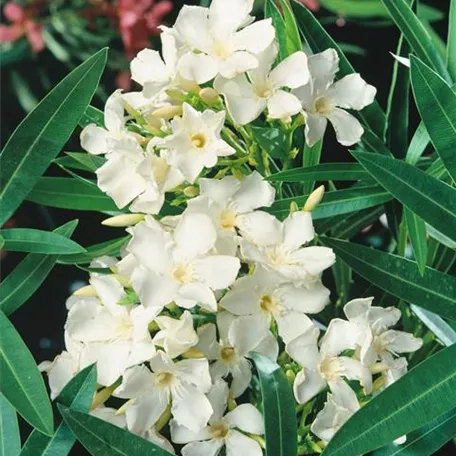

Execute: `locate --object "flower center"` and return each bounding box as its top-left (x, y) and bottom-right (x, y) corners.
top-left (191, 132), bottom-right (208, 149)
top-left (152, 157), bottom-right (170, 184)
top-left (116, 316), bottom-right (133, 339)
top-left (172, 264), bottom-right (193, 284)
top-left (266, 247), bottom-right (292, 268)
top-left (318, 356), bottom-right (341, 381)
top-left (209, 422), bottom-right (229, 439)
top-left (155, 372), bottom-right (175, 387)
top-left (254, 84), bottom-right (273, 99)
top-left (313, 96), bottom-right (332, 115)
top-left (212, 40), bottom-right (233, 60)
top-left (220, 346), bottom-right (236, 363)
top-left (220, 209), bottom-right (237, 230)
top-left (259, 295), bottom-right (281, 316)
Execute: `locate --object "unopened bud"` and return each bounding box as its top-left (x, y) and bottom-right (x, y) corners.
top-left (286, 369), bottom-right (296, 383)
top-left (101, 213), bottom-right (145, 227)
top-left (183, 186), bottom-right (200, 198)
top-left (227, 394), bottom-right (237, 411)
top-left (281, 116), bottom-right (292, 125)
top-left (156, 404), bottom-right (172, 431)
top-left (178, 77), bottom-right (201, 93)
top-left (181, 347), bottom-right (205, 359)
top-left (123, 101), bottom-right (145, 125)
top-left (303, 185), bottom-right (325, 212)
top-left (372, 376), bottom-right (386, 392)
top-left (91, 380), bottom-right (121, 410)
top-left (289, 201), bottom-right (299, 213)
top-left (369, 362), bottom-right (389, 374)
top-left (116, 398), bottom-right (135, 415)
top-left (199, 87), bottom-right (220, 104)
top-left (151, 104), bottom-right (183, 119)
top-left (73, 285), bottom-right (97, 297)
top-left (166, 88), bottom-right (187, 102)
top-left (112, 274), bottom-right (131, 288)
top-left (232, 168), bottom-right (245, 181)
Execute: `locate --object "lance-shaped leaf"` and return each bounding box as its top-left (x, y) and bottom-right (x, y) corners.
top-left (321, 237), bottom-right (456, 321)
top-left (411, 305), bottom-right (456, 347)
top-left (0, 394), bottom-right (20, 456)
top-left (322, 344), bottom-right (456, 456)
top-left (20, 365), bottom-right (97, 456)
top-left (0, 220), bottom-right (78, 315)
top-left (448, 0), bottom-right (456, 82)
top-left (301, 140), bottom-right (323, 194)
top-left (351, 151), bottom-right (456, 245)
top-left (0, 228), bottom-right (85, 255)
top-left (405, 208), bottom-right (427, 276)
top-left (290, 0), bottom-right (386, 137)
top-left (251, 353), bottom-right (297, 456)
top-left (0, 311), bottom-right (53, 436)
top-left (381, 0), bottom-right (449, 81)
top-left (79, 105), bottom-right (104, 128)
top-left (265, 1), bottom-right (288, 61)
top-left (59, 406), bottom-right (173, 456)
top-left (0, 48), bottom-right (108, 227)
top-left (373, 408), bottom-right (456, 456)
top-left (410, 56), bottom-right (456, 182)
top-left (55, 152), bottom-right (106, 172)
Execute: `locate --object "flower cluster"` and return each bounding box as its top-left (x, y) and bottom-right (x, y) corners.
top-left (40, 1), bottom-right (420, 454)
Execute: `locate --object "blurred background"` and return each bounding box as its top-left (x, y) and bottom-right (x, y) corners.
top-left (1, 0), bottom-right (454, 452)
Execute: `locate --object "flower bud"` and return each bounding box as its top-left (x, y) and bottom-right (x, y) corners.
top-left (232, 168), bottom-right (245, 181)
top-left (101, 213), bottom-right (145, 227)
top-left (369, 362), bottom-right (389, 374)
top-left (199, 87), bottom-right (220, 104)
top-left (289, 201), bottom-right (299, 213)
top-left (151, 104), bottom-right (183, 119)
top-left (166, 88), bottom-right (187, 102)
top-left (112, 274), bottom-right (131, 288)
top-left (286, 369), bottom-right (296, 383)
top-left (303, 185), bottom-right (325, 212)
top-left (73, 285), bottom-right (97, 297)
top-left (183, 186), bottom-right (200, 198)
top-left (116, 398), bottom-right (135, 415)
top-left (181, 347), bottom-right (206, 359)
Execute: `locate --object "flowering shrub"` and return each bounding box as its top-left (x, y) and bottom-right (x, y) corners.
top-left (1, 1), bottom-right (456, 456)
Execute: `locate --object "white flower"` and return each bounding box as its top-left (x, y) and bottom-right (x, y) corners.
top-left (310, 379), bottom-right (360, 442)
top-left (186, 171), bottom-right (278, 254)
top-left (220, 267), bottom-right (330, 343)
top-left (80, 90), bottom-right (133, 155)
top-left (239, 211), bottom-right (335, 284)
top-left (288, 318), bottom-right (372, 405)
top-left (114, 352), bottom-right (213, 432)
top-left (158, 103), bottom-right (235, 183)
top-left (343, 297), bottom-right (423, 367)
top-left (293, 49), bottom-right (377, 146)
top-left (153, 311), bottom-right (199, 358)
top-left (174, 0), bottom-right (275, 83)
top-left (214, 42), bottom-right (309, 125)
top-left (197, 313), bottom-right (278, 397)
top-left (65, 274), bottom-right (157, 386)
top-left (128, 213), bottom-right (241, 312)
top-left (171, 379), bottom-right (264, 456)
top-left (91, 407), bottom-right (127, 429)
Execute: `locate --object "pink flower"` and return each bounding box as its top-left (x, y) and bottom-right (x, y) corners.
top-left (0, 2), bottom-right (45, 53)
top-left (297, 0), bottom-right (319, 11)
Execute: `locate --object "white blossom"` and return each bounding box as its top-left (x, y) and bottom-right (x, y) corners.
top-left (171, 379), bottom-right (264, 456)
top-left (173, 0), bottom-right (275, 83)
top-left (293, 49), bottom-right (376, 146)
top-left (214, 42), bottom-right (309, 125)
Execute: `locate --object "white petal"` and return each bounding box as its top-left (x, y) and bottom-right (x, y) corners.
top-left (199, 175), bottom-right (240, 205)
top-left (207, 379), bottom-right (229, 423)
top-left (219, 51), bottom-right (258, 79)
top-left (249, 42), bottom-right (279, 87)
top-left (217, 311), bottom-right (236, 341)
top-left (177, 283), bottom-right (217, 311)
top-left (166, 149), bottom-right (206, 184)
top-left (193, 256), bottom-right (241, 289)
top-left (291, 246), bottom-right (336, 276)
top-left (114, 365), bottom-right (154, 398)
top-left (267, 90), bottom-right (303, 119)
top-left (174, 5), bottom-right (212, 53)
top-left (337, 357), bottom-right (372, 394)
top-left (104, 90), bottom-right (125, 132)
top-left (89, 275), bottom-right (126, 316)
top-left (80, 125), bottom-right (109, 155)
top-left (236, 211), bottom-right (282, 246)
top-left (126, 390), bottom-right (168, 433)
top-left (182, 439), bottom-right (224, 456)
top-left (170, 419), bottom-right (211, 444)
top-left (282, 211), bottom-right (315, 250)
top-left (40, 352), bottom-right (79, 400)
top-left (368, 306), bottom-right (401, 333)
top-left (228, 315), bottom-right (269, 356)
top-left (328, 108), bottom-right (364, 146)
top-left (326, 73), bottom-right (376, 110)
top-left (230, 357), bottom-right (252, 398)
top-left (177, 52), bottom-right (219, 84)
top-left (233, 171), bottom-right (276, 212)
top-left (276, 311), bottom-right (315, 345)
top-left (329, 379), bottom-right (360, 412)
top-left (293, 368), bottom-right (326, 404)
top-left (279, 281), bottom-right (330, 315)
top-left (209, 0), bottom-right (253, 33)
top-left (225, 404), bottom-right (264, 434)
top-left (233, 19), bottom-right (275, 54)
top-left (270, 51), bottom-right (310, 89)
top-left (219, 277), bottom-right (260, 316)
top-left (308, 48), bottom-right (339, 93)
top-left (304, 112), bottom-right (328, 147)
top-left (378, 330), bottom-right (423, 354)
top-left (214, 75), bottom-right (265, 125)
top-left (343, 297), bottom-right (375, 322)
top-left (253, 332), bottom-right (279, 361)
top-left (91, 407), bottom-right (126, 428)
top-left (226, 430), bottom-right (263, 456)
top-left (285, 324), bottom-right (320, 367)
top-left (131, 49), bottom-right (168, 86)
top-left (96, 341), bottom-right (131, 386)
top-left (320, 319), bottom-right (361, 357)
top-left (176, 358), bottom-right (212, 393)
top-left (197, 323), bottom-right (220, 360)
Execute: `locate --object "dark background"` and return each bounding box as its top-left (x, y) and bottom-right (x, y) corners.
top-left (1, 0), bottom-right (454, 454)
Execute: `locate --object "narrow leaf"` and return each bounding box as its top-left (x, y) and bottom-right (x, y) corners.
top-left (276, 0), bottom-right (302, 55)
top-left (405, 122), bottom-right (429, 165)
top-left (251, 352), bottom-right (297, 456)
top-left (59, 406), bottom-right (173, 455)
top-left (79, 105), bottom-right (104, 128)
top-left (321, 237), bottom-right (456, 321)
top-left (446, 0), bottom-right (456, 82)
top-left (322, 344), bottom-right (456, 456)
top-left (268, 163), bottom-right (368, 182)
top-left (265, 0), bottom-right (288, 61)
top-left (0, 393), bottom-right (20, 456)
top-left (352, 151), bottom-right (456, 245)
top-left (0, 311), bottom-right (53, 436)
top-left (301, 140), bottom-right (323, 194)
top-left (410, 56), bottom-right (456, 182)
top-left (0, 220), bottom-right (78, 315)
top-left (0, 49), bottom-right (108, 226)
top-left (405, 208), bottom-right (427, 276)
top-left (411, 305), bottom-right (456, 347)
top-left (0, 228), bottom-right (85, 254)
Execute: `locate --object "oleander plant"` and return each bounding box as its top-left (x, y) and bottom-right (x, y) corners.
top-left (1, 1), bottom-right (455, 455)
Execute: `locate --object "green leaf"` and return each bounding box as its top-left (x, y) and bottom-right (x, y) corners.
top-left (0, 49), bottom-right (108, 227)
top-left (79, 105), bottom-right (104, 129)
top-left (426, 224), bottom-right (456, 250)
top-left (0, 311), bottom-right (53, 436)
top-left (321, 344), bottom-right (456, 456)
top-left (0, 393), bottom-right (21, 456)
top-left (267, 163), bottom-right (368, 182)
top-left (301, 140), bottom-right (322, 194)
top-left (405, 208), bottom-right (427, 276)
top-left (321, 237), bottom-right (456, 321)
top-left (448, 0), bottom-right (456, 82)
top-left (58, 236), bottom-right (129, 265)
top-left (405, 122), bottom-right (429, 165)
top-left (20, 365), bottom-right (97, 456)
top-left (410, 56), bottom-right (456, 182)
top-left (372, 408), bottom-right (456, 456)
top-left (27, 177), bottom-right (119, 212)
top-left (0, 228), bottom-right (85, 255)
top-left (380, 0), bottom-right (449, 82)
top-left (0, 234), bottom-right (4, 250)
top-left (250, 126), bottom-right (288, 160)
top-left (359, 129), bottom-right (392, 156)
top-left (55, 152), bottom-right (106, 172)
top-left (269, 186), bottom-right (391, 219)
top-left (0, 220), bottom-right (78, 315)
top-left (291, 0), bottom-right (386, 137)
top-left (251, 353), bottom-right (297, 456)
top-left (59, 406), bottom-right (173, 455)
top-left (351, 151), bottom-right (456, 245)
top-left (265, 1), bottom-right (288, 61)
top-left (411, 305), bottom-right (456, 347)
top-left (276, 0), bottom-right (302, 55)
